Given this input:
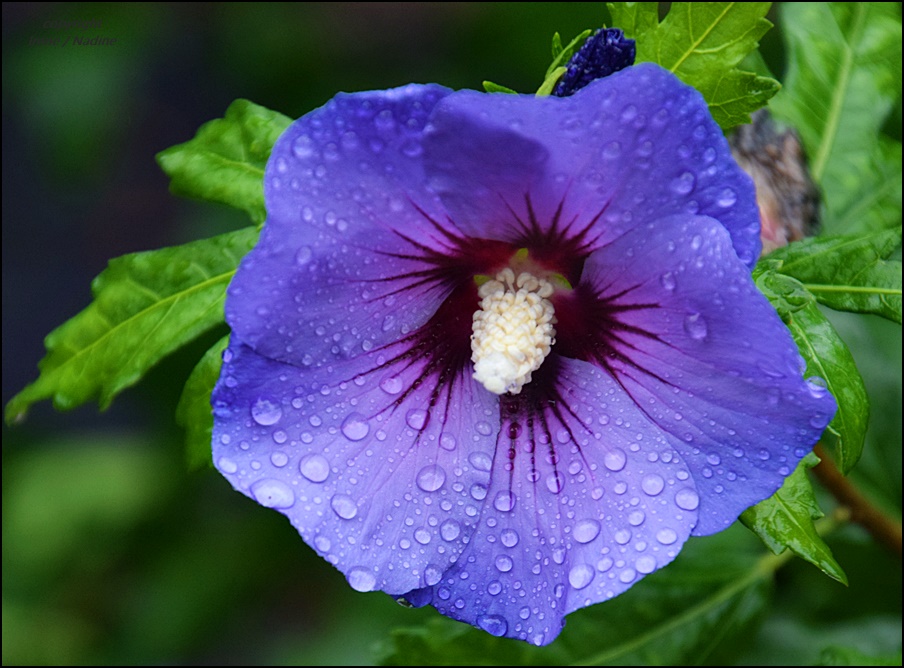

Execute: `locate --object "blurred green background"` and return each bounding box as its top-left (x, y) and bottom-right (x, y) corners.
top-left (2, 3), bottom-right (900, 665)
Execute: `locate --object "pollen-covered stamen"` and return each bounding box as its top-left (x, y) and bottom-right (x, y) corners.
top-left (471, 268), bottom-right (556, 395)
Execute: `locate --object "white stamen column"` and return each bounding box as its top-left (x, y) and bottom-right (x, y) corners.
top-left (471, 268), bottom-right (557, 395)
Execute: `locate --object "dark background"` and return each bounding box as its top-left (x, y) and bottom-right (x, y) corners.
top-left (2, 3), bottom-right (900, 665)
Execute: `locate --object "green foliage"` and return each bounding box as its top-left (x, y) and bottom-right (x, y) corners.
top-left (770, 3), bottom-right (903, 236)
top-left (819, 645), bottom-right (904, 666)
top-left (378, 526), bottom-right (774, 665)
top-left (535, 29), bottom-right (592, 96)
top-left (156, 99), bottom-right (292, 226)
top-left (482, 80), bottom-right (518, 94)
top-left (755, 268), bottom-right (869, 474)
top-left (176, 335), bottom-right (229, 470)
top-left (5, 228), bottom-right (258, 423)
top-left (608, 1), bottom-right (779, 128)
top-left (768, 229), bottom-right (903, 324)
top-left (741, 453), bottom-right (847, 585)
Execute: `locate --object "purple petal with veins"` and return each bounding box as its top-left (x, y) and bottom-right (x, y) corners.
top-left (212, 63), bottom-right (836, 645)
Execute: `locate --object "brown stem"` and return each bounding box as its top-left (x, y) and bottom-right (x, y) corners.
top-left (812, 444), bottom-right (902, 558)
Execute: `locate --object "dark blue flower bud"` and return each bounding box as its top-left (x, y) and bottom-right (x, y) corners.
top-left (553, 28), bottom-right (636, 97)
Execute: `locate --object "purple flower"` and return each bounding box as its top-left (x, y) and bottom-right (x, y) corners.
top-left (211, 63), bottom-right (835, 645)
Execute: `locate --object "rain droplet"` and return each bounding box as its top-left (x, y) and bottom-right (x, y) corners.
top-left (628, 510), bottom-right (646, 526)
top-left (406, 409), bottom-right (428, 431)
top-left (468, 451), bottom-right (492, 472)
top-left (424, 565), bottom-right (443, 586)
top-left (636, 555), bottom-right (657, 574)
top-left (568, 564), bottom-right (594, 590)
top-left (439, 433), bottom-right (457, 451)
top-left (546, 472), bottom-right (564, 494)
top-left (478, 614), bottom-right (508, 637)
top-left (295, 246), bottom-right (313, 266)
top-left (292, 134), bottom-right (316, 159)
top-left (270, 452), bottom-right (289, 468)
top-left (670, 171), bottom-right (695, 195)
top-left (501, 528), bottom-right (519, 547)
top-left (656, 528), bottom-right (678, 545)
top-left (806, 378), bottom-right (829, 399)
top-left (440, 519), bottom-right (461, 541)
top-left (379, 374), bottom-right (403, 395)
top-left (691, 234), bottom-right (704, 250)
top-left (251, 397), bottom-right (282, 426)
top-left (675, 487), bottom-right (700, 510)
top-left (717, 188), bottom-right (737, 207)
top-left (314, 535), bottom-right (331, 552)
top-left (347, 566), bottom-right (376, 592)
top-left (573, 519), bottom-right (601, 544)
top-left (330, 493), bottom-right (358, 519)
top-left (660, 272), bottom-right (676, 291)
top-left (519, 606), bottom-right (531, 620)
top-left (251, 479), bottom-right (295, 508)
top-left (493, 491), bottom-right (516, 512)
top-left (641, 474), bottom-right (665, 496)
top-left (604, 448), bottom-right (627, 472)
top-left (619, 568), bottom-right (637, 584)
top-left (217, 457), bottom-right (237, 474)
top-left (414, 528), bottom-right (432, 545)
top-left (470, 483), bottom-right (488, 500)
top-left (683, 313), bottom-right (708, 340)
top-left (495, 554), bottom-right (514, 572)
top-left (597, 557), bottom-right (613, 572)
top-left (614, 528), bottom-right (631, 545)
top-left (341, 413), bottom-right (370, 441)
top-left (417, 464), bottom-right (446, 492)
top-left (809, 412), bottom-right (831, 429)
top-left (299, 454), bottom-right (330, 483)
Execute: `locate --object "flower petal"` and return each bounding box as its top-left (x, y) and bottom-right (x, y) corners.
top-left (212, 338), bottom-right (500, 595)
top-left (423, 357), bottom-right (697, 645)
top-left (575, 213), bottom-right (837, 534)
top-left (423, 63), bottom-right (760, 264)
top-left (228, 84), bottom-right (459, 368)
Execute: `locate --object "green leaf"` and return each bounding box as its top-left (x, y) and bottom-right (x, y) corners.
top-left (754, 271), bottom-right (869, 474)
top-left (741, 453), bottom-right (848, 585)
top-left (609, 1), bottom-right (779, 128)
top-left (379, 526), bottom-right (774, 665)
top-left (770, 3), bottom-right (903, 236)
top-left (551, 31), bottom-right (564, 59)
top-left (768, 228), bottom-right (903, 324)
top-left (482, 80), bottom-right (518, 95)
top-left (5, 228), bottom-right (258, 423)
top-left (819, 646), bottom-right (903, 666)
top-left (607, 2), bottom-right (659, 40)
top-left (156, 99), bottom-right (292, 225)
top-left (536, 29), bottom-right (592, 96)
top-left (177, 335), bottom-right (229, 470)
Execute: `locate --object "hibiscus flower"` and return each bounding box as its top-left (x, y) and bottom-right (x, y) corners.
top-left (211, 62), bottom-right (835, 645)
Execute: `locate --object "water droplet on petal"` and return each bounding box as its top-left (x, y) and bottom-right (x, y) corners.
top-left (299, 454), bottom-right (330, 482)
top-left (379, 374), bottom-right (403, 395)
top-left (439, 433), bottom-right (457, 451)
top-left (717, 188), bottom-right (737, 207)
top-left (406, 409), bottom-right (428, 430)
top-left (251, 479), bottom-right (295, 508)
top-left (414, 528), bottom-right (432, 545)
top-left (519, 606), bottom-right (531, 620)
top-left (341, 412), bottom-right (370, 441)
top-left (478, 614), bottom-right (508, 637)
top-left (270, 452), bottom-right (289, 468)
top-left (470, 483), bottom-right (487, 500)
top-left (218, 457), bottom-right (237, 474)
top-left (501, 528), bottom-right (519, 547)
top-left (806, 377), bottom-right (829, 399)
top-left (614, 528), bottom-right (631, 544)
top-left (683, 313), bottom-right (708, 340)
top-left (628, 510), bottom-right (646, 526)
top-left (251, 397), bottom-right (282, 426)
top-left (347, 566), bottom-right (376, 592)
top-left (440, 519), bottom-right (461, 541)
top-left (675, 487), bottom-right (700, 510)
top-left (330, 493), bottom-right (358, 519)
top-left (573, 519), bottom-right (601, 544)
top-left (656, 528), bottom-right (678, 545)
top-left (568, 564), bottom-right (594, 590)
top-left (468, 451), bottom-right (492, 472)
top-left (416, 464), bottom-right (446, 492)
top-left (670, 171), bottom-right (695, 195)
top-left (604, 448), bottom-right (627, 472)
top-left (660, 272), bottom-right (676, 291)
top-left (493, 491), bottom-right (516, 512)
top-left (546, 472), bottom-right (565, 494)
top-left (295, 246), bottom-right (313, 266)
top-left (424, 564), bottom-right (443, 586)
top-left (636, 555), bottom-right (657, 574)
top-left (314, 535), bottom-right (331, 552)
top-left (641, 474), bottom-right (665, 496)
top-left (495, 554), bottom-right (513, 572)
